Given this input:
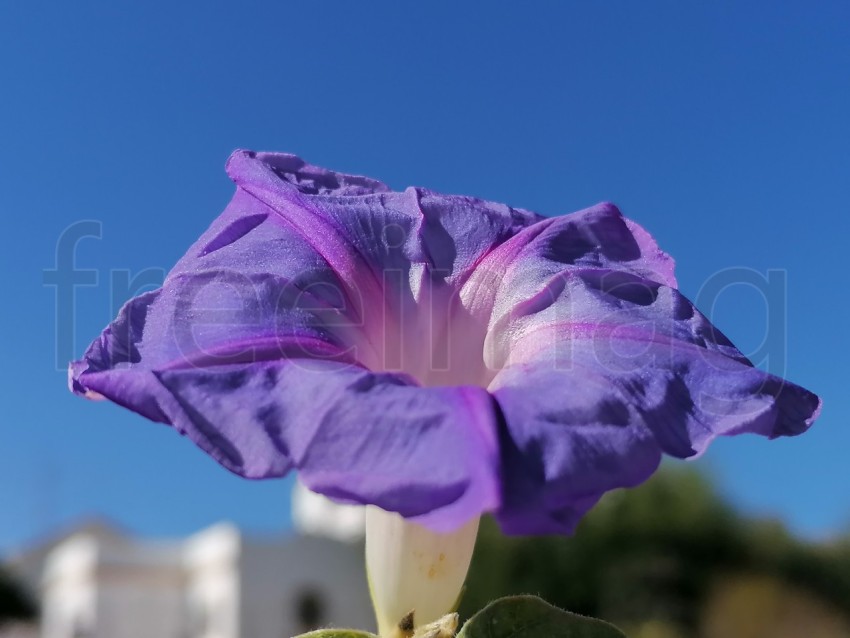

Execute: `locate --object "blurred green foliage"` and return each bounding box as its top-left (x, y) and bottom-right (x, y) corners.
top-left (0, 566), bottom-right (36, 625)
top-left (461, 468), bottom-right (850, 638)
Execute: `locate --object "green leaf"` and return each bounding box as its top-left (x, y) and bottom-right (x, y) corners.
top-left (458, 595), bottom-right (628, 638)
top-left (294, 630), bottom-right (378, 638)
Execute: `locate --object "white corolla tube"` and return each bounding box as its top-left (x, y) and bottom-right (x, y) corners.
top-left (365, 506), bottom-right (479, 637)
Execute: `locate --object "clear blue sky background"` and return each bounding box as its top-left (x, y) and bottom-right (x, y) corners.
top-left (1, 2), bottom-right (848, 552)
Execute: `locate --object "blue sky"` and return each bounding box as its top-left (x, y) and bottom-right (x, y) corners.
top-left (1, 2), bottom-right (848, 552)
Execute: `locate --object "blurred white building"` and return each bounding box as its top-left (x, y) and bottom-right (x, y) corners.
top-left (4, 483), bottom-right (372, 638)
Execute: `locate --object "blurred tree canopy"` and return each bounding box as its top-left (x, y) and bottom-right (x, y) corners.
top-left (461, 468), bottom-right (850, 638)
top-left (0, 566), bottom-right (36, 625)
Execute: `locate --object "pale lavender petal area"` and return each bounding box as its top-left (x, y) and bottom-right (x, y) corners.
top-left (70, 151), bottom-right (821, 534)
top-left (482, 205), bottom-right (821, 533)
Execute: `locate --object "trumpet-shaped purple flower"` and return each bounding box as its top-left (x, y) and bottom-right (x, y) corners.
top-left (70, 150), bottom-right (821, 535)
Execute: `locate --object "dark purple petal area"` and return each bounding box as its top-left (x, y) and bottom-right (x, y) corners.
top-left (70, 150), bottom-right (821, 534)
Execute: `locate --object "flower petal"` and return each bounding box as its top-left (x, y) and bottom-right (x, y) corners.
top-left (76, 359), bottom-right (500, 530)
top-left (226, 150), bottom-right (541, 286)
top-left (483, 213), bottom-right (821, 533)
top-left (148, 360), bottom-right (501, 530)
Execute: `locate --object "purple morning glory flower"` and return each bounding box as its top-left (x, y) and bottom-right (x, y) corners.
top-left (70, 150), bottom-right (821, 537)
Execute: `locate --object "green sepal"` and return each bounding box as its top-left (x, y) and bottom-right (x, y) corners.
top-left (457, 595), bottom-right (628, 638)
